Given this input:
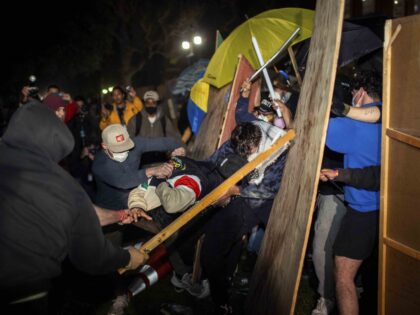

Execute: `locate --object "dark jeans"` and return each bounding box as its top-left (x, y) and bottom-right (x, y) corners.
top-left (200, 197), bottom-right (273, 306)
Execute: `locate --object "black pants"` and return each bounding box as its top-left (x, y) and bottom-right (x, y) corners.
top-left (200, 197), bottom-right (273, 306)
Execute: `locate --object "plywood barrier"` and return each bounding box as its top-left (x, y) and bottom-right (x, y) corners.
top-left (379, 14), bottom-right (420, 315)
top-left (190, 84), bottom-right (231, 160)
top-left (246, 0), bottom-right (345, 314)
top-left (218, 55), bottom-right (261, 148)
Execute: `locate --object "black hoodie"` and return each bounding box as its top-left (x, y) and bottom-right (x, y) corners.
top-left (0, 102), bottom-right (129, 302)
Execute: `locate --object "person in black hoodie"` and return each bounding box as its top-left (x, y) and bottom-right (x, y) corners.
top-left (0, 101), bottom-right (148, 312)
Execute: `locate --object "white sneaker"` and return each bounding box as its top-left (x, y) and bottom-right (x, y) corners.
top-left (170, 272), bottom-right (210, 299)
top-left (311, 297), bottom-right (334, 315)
top-left (170, 272), bottom-right (192, 290)
top-left (108, 294), bottom-right (129, 315)
top-left (186, 279), bottom-right (210, 299)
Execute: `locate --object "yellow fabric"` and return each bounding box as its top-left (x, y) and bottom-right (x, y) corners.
top-left (99, 96), bottom-right (143, 130)
top-left (190, 79), bottom-right (210, 113)
top-left (203, 8), bottom-right (315, 88)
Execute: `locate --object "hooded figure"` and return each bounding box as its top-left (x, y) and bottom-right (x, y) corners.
top-left (0, 102), bottom-right (129, 304)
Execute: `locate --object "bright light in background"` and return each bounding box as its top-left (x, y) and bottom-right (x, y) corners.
top-left (394, 0), bottom-right (398, 4)
top-left (182, 41), bottom-right (191, 50)
top-left (102, 89), bottom-right (108, 95)
top-left (193, 35), bottom-right (202, 45)
top-left (108, 87), bottom-right (113, 92)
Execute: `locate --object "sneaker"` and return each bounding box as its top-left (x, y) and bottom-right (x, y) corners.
top-left (311, 297), bottom-right (334, 315)
top-left (186, 279), bottom-right (210, 299)
top-left (170, 272), bottom-right (210, 299)
top-left (108, 294), bottom-right (129, 315)
top-left (170, 272), bottom-right (192, 290)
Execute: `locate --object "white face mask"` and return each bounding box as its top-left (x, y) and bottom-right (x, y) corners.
top-left (351, 89), bottom-right (364, 107)
top-left (112, 151), bottom-right (129, 163)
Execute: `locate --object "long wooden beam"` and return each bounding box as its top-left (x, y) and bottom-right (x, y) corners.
top-left (246, 1), bottom-right (345, 314)
top-left (119, 130), bottom-right (295, 274)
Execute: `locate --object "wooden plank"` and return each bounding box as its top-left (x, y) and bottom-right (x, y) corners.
top-left (379, 18), bottom-right (393, 315)
top-left (380, 14), bottom-right (420, 315)
top-left (246, 1), bottom-right (345, 314)
top-left (386, 140), bottom-right (420, 249)
top-left (217, 55), bottom-right (261, 148)
top-left (288, 46), bottom-right (303, 86)
top-left (386, 128), bottom-right (420, 149)
top-left (384, 237), bottom-right (420, 261)
top-left (385, 247), bottom-right (420, 315)
top-left (118, 130), bottom-right (295, 274)
top-left (141, 130), bottom-right (295, 253)
top-left (190, 84), bottom-right (231, 160)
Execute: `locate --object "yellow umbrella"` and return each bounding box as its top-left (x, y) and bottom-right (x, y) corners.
top-left (203, 8), bottom-right (314, 88)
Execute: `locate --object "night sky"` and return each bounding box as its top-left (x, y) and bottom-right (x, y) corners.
top-left (0, 0), bottom-right (315, 106)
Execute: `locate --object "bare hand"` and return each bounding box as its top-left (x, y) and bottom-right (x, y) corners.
top-left (101, 105), bottom-right (111, 119)
top-left (147, 163), bottom-right (174, 178)
top-left (21, 86), bottom-right (30, 97)
top-left (241, 78), bottom-right (251, 98)
top-left (171, 147), bottom-right (186, 157)
top-left (128, 87), bottom-right (136, 98)
top-left (272, 100), bottom-right (293, 129)
top-left (320, 169), bottom-right (338, 182)
top-left (125, 247), bottom-right (149, 270)
top-left (212, 185), bottom-right (240, 207)
top-left (129, 207), bottom-right (152, 223)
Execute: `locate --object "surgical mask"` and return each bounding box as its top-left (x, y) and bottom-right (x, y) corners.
top-left (112, 151), bottom-right (129, 163)
top-left (351, 95), bottom-right (358, 107)
top-left (351, 90), bottom-right (364, 107)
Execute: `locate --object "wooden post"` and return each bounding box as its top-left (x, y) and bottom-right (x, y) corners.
top-left (287, 46), bottom-right (303, 86)
top-left (246, 1), bottom-right (345, 314)
top-left (379, 14), bottom-right (420, 315)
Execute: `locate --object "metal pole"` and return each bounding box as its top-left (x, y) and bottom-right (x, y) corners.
top-left (251, 36), bottom-right (282, 118)
top-left (250, 28), bottom-right (301, 82)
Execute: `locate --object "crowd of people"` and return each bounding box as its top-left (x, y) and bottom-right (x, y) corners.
top-left (0, 66), bottom-right (382, 315)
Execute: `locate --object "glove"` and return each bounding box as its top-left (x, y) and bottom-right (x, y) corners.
top-left (125, 246), bottom-right (149, 271)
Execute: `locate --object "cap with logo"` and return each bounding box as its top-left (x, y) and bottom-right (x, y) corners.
top-left (143, 90), bottom-right (160, 102)
top-left (102, 124), bottom-right (134, 153)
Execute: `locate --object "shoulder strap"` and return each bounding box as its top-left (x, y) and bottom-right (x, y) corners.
top-left (135, 112), bottom-right (143, 136)
top-left (161, 116), bottom-right (166, 136)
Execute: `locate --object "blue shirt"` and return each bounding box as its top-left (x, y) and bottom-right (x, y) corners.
top-left (326, 102), bottom-right (382, 212)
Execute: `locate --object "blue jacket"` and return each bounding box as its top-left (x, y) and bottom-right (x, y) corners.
top-left (92, 136), bottom-right (181, 209)
top-left (326, 102), bottom-right (382, 212)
